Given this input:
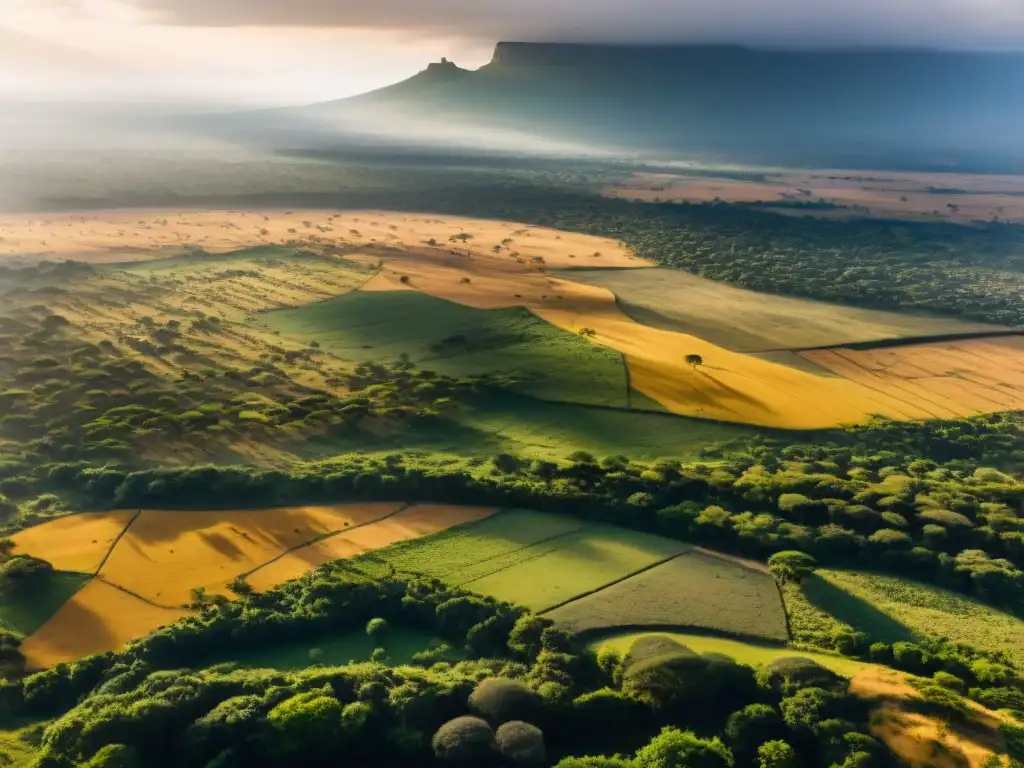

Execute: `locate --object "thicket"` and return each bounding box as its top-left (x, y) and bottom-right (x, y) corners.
top-left (1, 567), bottom-right (897, 768)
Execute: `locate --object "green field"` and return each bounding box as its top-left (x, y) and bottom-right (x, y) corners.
top-left (0, 572), bottom-right (90, 638)
top-left (806, 569), bottom-right (1024, 665)
top-left (199, 628), bottom-right (449, 671)
top-left (547, 551), bottom-right (788, 642)
top-left (589, 631), bottom-right (871, 678)
top-left (376, 509), bottom-right (589, 582)
top-left (372, 509), bottom-right (689, 612)
top-left (264, 291), bottom-right (636, 407)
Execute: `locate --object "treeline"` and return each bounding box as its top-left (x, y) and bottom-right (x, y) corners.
top-left (2, 413), bottom-right (1022, 616)
top-left (5, 565), bottom-right (898, 768)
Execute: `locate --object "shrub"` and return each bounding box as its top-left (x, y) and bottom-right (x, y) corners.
top-left (757, 740), bottom-right (797, 768)
top-left (366, 617), bottom-right (389, 645)
top-left (757, 657), bottom-right (841, 696)
top-left (633, 727), bottom-right (732, 768)
top-left (432, 716), bottom-right (496, 765)
top-left (469, 677), bottom-right (542, 726)
top-left (495, 721), bottom-right (546, 765)
top-left (82, 744), bottom-right (142, 768)
top-left (725, 703), bottom-right (785, 758)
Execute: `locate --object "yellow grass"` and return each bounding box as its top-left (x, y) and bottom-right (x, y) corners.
top-left (18, 579), bottom-right (193, 669)
top-left (801, 337), bottom-right (1024, 419)
top-left (605, 170), bottom-right (1024, 224)
top-left (246, 504), bottom-right (498, 592)
top-left (98, 503), bottom-right (402, 605)
top-left (9, 511), bottom-right (137, 573)
top-left (0, 209), bottom-right (644, 268)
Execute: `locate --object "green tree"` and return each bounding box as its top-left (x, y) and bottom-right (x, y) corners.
top-left (767, 551), bottom-right (817, 584)
top-left (267, 690), bottom-right (345, 759)
top-left (685, 354), bottom-right (704, 369)
top-left (366, 617), bottom-right (390, 646)
top-left (634, 727), bottom-right (732, 768)
top-left (757, 740), bottom-right (797, 768)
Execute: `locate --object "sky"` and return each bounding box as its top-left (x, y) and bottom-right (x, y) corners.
top-left (3, 0), bottom-right (1024, 105)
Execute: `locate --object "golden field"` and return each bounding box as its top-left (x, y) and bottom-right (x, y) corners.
top-left (5, 207), bottom-right (1022, 430)
top-left (9, 511), bottom-right (137, 574)
top-left (18, 580), bottom-right (192, 670)
top-left (12, 503), bottom-right (495, 667)
top-left (245, 504), bottom-right (498, 592)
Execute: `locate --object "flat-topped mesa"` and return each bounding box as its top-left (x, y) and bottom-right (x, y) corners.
top-left (422, 57), bottom-right (470, 80)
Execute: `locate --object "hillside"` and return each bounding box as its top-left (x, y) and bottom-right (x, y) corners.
top-left (283, 42), bottom-right (1024, 169)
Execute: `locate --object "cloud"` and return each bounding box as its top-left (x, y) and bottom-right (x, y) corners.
top-left (122, 0), bottom-right (1024, 49)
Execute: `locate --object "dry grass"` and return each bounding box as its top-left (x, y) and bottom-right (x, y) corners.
top-left (18, 579), bottom-right (193, 669)
top-left (0, 209), bottom-right (644, 268)
top-left (9, 511), bottom-right (137, 573)
top-left (605, 170), bottom-right (1024, 224)
top-left (98, 503), bottom-right (401, 605)
top-left (564, 267), bottom-right (1002, 352)
top-left (801, 337), bottom-right (1024, 419)
top-left (245, 504), bottom-right (498, 592)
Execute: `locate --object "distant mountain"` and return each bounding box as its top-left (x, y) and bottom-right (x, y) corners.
top-left (214, 43), bottom-right (1024, 170)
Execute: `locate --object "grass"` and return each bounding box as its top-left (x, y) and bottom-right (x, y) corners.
top-left (808, 570), bottom-right (1024, 665)
top-left (563, 266), bottom-right (992, 353)
top-left (463, 526), bottom-right (688, 611)
top-left (0, 572), bottom-right (90, 638)
top-left (263, 291), bottom-right (635, 407)
top-left (199, 628), bottom-right (450, 670)
top-left (106, 244), bottom-right (295, 275)
top-left (371, 509), bottom-right (589, 582)
top-left (371, 510), bottom-right (690, 611)
top-left (546, 551), bottom-right (788, 642)
top-left (588, 631), bottom-right (871, 678)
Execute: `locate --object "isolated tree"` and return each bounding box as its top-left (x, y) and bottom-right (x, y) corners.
top-left (578, 327), bottom-right (597, 338)
top-left (685, 354), bottom-right (704, 369)
top-left (767, 551), bottom-right (817, 584)
top-left (426, 238), bottom-right (439, 247)
top-left (226, 577), bottom-right (254, 597)
top-left (366, 617), bottom-right (390, 646)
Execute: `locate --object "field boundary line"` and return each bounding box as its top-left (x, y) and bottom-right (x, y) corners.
top-left (237, 502), bottom-right (415, 581)
top-left (537, 550), bottom-right (693, 616)
top-left (93, 574), bottom-right (195, 612)
top-left (93, 509), bottom-right (144, 577)
top-left (455, 524), bottom-right (601, 587)
top-left (782, 328), bottom-right (1024, 354)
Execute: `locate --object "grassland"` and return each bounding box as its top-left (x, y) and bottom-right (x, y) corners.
top-left (371, 509), bottom-right (689, 611)
top-left (19, 579), bottom-right (194, 669)
top-left (563, 267), bottom-right (998, 353)
top-left (9, 512), bottom-right (137, 574)
top-left (589, 631), bottom-right (870, 678)
top-left (199, 628), bottom-right (449, 671)
top-left (11, 503), bottom-right (497, 667)
top-left (807, 569), bottom-right (1024, 665)
top-left (801, 336), bottom-right (1024, 419)
top-left (0, 572), bottom-right (90, 638)
top-left (546, 551), bottom-right (788, 641)
top-left (264, 291), bottom-right (636, 407)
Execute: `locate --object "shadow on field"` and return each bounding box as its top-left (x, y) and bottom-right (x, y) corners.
top-left (802, 574), bottom-right (916, 643)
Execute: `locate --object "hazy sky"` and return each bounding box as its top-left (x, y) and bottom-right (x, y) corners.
top-left (4, 0), bottom-right (1024, 104)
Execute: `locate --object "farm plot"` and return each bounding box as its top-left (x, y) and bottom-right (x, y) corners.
top-left (807, 569), bottom-right (1024, 665)
top-left (463, 527), bottom-right (689, 611)
top-left (373, 509), bottom-right (590, 582)
top-left (546, 551), bottom-right (788, 642)
top-left (245, 504), bottom-right (497, 592)
top-left (98, 503), bottom-right (402, 606)
top-left (0, 572), bottom-right (90, 638)
top-left (562, 268), bottom-right (998, 353)
top-left (264, 291), bottom-right (634, 408)
top-left (18, 579), bottom-right (193, 669)
top-left (800, 337), bottom-right (1024, 419)
top-left (9, 511), bottom-right (138, 573)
